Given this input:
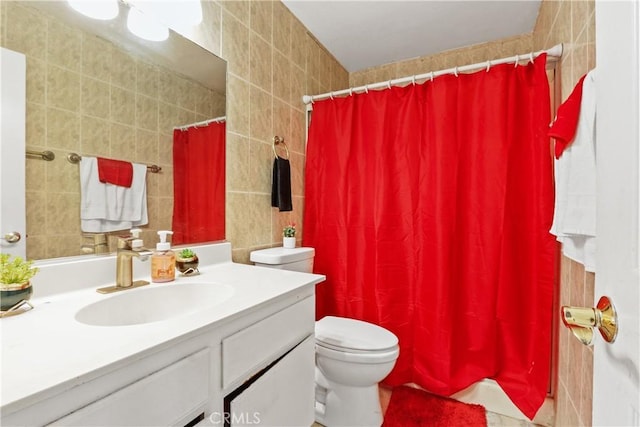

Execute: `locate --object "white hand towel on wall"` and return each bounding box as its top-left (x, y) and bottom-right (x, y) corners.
top-left (550, 69), bottom-right (597, 272)
top-left (80, 157), bottom-right (148, 233)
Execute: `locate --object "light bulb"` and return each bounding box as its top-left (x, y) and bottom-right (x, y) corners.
top-left (67, 0), bottom-right (119, 20)
top-left (127, 6), bottom-right (169, 42)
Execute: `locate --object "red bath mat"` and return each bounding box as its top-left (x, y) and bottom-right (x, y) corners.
top-left (382, 385), bottom-right (487, 427)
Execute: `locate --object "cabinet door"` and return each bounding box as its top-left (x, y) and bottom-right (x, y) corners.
top-left (227, 336), bottom-right (314, 427)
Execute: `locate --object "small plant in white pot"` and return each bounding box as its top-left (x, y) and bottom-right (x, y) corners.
top-left (0, 254), bottom-right (39, 311)
top-left (283, 223), bottom-right (296, 249)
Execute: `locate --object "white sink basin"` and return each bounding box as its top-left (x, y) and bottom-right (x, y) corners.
top-left (75, 282), bottom-right (234, 326)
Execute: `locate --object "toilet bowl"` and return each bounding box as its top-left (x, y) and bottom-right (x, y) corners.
top-left (250, 247), bottom-right (400, 427)
top-left (315, 316), bottom-right (399, 427)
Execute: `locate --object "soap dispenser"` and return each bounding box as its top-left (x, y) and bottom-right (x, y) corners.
top-left (151, 230), bottom-right (175, 283)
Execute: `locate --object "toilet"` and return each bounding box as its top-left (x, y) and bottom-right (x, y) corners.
top-left (250, 247), bottom-right (400, 427)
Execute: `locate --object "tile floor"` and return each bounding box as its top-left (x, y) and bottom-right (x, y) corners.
top-left (485, 411), bottom-right (540, 426)
top-left (312, 385), bottom-right (540, 426)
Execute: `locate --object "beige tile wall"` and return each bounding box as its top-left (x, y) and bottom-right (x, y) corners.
top-left (533, 1), bottom-right (596, 426)
top-left (1, 2), bottom-right (222, 259)
top-left (204, 1), bottom-right (349, 263)
top-left (350, 33), bottom-right (533, 86)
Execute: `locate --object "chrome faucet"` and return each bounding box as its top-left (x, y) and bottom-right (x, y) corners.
top-left (96, 231), bottom-right (154, 294)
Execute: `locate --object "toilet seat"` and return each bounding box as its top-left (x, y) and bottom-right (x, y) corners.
top-left (316, 341), bottom-right (400, 364)
top-left (315, 316), bottom-right (399, 354)
top-left (315, 339), bottom-right (395, 354)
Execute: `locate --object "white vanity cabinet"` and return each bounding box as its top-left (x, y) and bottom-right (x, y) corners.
top-left (1, 245), bottom-right (324, 427)
top-left (2, 288), bottom-right (316, 427)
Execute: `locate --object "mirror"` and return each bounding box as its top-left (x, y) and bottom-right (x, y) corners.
top-left (2, 1), bottom-right (226, 260)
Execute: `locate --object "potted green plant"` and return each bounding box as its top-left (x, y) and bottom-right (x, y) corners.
top-left (175, 248), bottom-right (199, 276)
top-left (283, 223), bottom-right (296, 249)
top-left (0, 254), bottom-right (38, 311)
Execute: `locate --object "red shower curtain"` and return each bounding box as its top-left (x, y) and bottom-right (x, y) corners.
top-left (172, 122), bottom-right (225, 245)
top-left (303, 55), bottom-right (555, 419)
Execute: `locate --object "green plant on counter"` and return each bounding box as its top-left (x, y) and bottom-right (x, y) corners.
top-left (283, 224), bottom-right (296, 238)
top-left (178, 248), bottom-right (197, 260)
top-left (0, 254), bottom-right (39, 286)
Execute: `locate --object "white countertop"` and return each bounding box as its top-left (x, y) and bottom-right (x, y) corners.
top-left (0, 245), bottom-right (324, 416)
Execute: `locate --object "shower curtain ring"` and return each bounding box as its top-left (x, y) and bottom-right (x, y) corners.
top-left (486, 61), bottom-right (491, 72)
top-left (514, 55), bottom-right (520, 67)
top-left (329, 92), bottom-right (334, 100)
top-left (529, 52), bottom-right (534, 63)
top-left (364, 85), bottom-right (369, 93)
top-left (412, 76), bottom-right (416, 86)
top-left (387, 81), bottom-right (392, 89)
top-left (349, 88), bottom-right (353, 96)
top-left (454, 66), bottom-right (458, 77)
top-left (429, 72), bottom-right (434, 82)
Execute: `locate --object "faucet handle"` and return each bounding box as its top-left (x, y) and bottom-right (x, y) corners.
top-left (117, 235), bottom-right (133, 250)
top-left (129, 228), bottom-right (145, 250)
top-left (117, 229), bottom-right (145, 250)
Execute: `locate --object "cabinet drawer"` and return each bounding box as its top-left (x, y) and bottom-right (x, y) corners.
top-left (51, 349), bottom-right (210, 426)
top-left (221, 296), bottom-right (314, 389)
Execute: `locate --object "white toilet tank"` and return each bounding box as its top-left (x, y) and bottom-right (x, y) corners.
top-left (250, 247), bottom-right (315, 273)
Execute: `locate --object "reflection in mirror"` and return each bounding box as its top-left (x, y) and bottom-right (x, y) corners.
top-left (1, 1), bottom-right (226, 260)
top-left (172, 117), bottom-right (225, 246)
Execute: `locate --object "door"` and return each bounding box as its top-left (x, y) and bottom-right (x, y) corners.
top-left (225, 336), bottom-right (314, 427)
top-left (0, 47), bottom-right (27, 258)
top-left (593, 1), bottom-right (640, 425)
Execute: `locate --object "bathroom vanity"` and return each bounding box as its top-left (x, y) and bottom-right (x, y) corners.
top-left (0, 243), bottom-right (324, 426)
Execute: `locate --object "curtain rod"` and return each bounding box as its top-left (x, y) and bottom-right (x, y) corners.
top-left (303, 43), bottom-right (563, 105)
top-left (174, 115), bottom-right (226, 131)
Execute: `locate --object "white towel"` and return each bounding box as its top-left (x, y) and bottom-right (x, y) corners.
top-left (80, 157), bottom-right (148, 233)
top-left (550, 69), bottom-right (597, 272)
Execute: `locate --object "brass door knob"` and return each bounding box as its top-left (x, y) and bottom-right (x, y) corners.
top-left (3, 231), bottom-right (21, 243)
top-left (561, 296), bottom-right (618, 345)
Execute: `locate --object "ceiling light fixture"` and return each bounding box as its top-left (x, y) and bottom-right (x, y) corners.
top-left (127, 6), bottom-right (169, 42)
top-left (67, 0), bottom-right (119, 20)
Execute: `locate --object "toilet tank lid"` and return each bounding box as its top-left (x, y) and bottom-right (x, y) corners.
top-left (250, 247), bottom-right (315, 265)
top-left (315, 316), bottom-right (399, 351)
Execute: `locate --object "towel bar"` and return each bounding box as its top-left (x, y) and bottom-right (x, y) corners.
top-left (25, 150), bottom-right (55, 161)
top-left (67, 152), bottom-right (162, 173)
